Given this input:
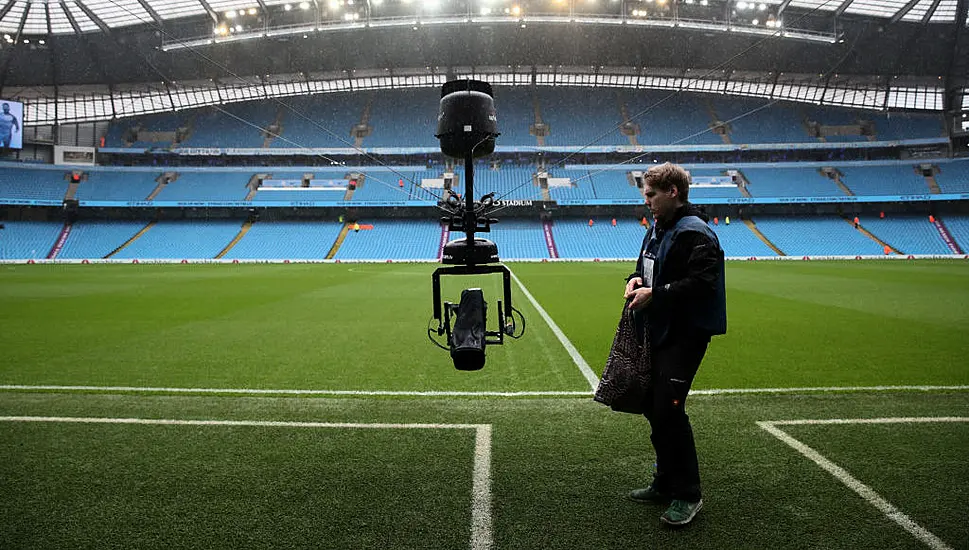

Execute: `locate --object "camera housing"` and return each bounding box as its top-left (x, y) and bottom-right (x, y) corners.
top-left (428, 79), bottom-right (524, 370)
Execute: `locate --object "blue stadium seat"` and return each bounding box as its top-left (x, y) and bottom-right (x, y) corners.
top-left (553, 218), bottom-right (645, 259)
top-left (59, 221), bottom-right (147, 259)
top-left (76, 171), bottom-right (160, 201)
top-left (753, 215), bottom-right (884, 256)
top-left (742, 167), bottom-right (843, 197)
top-left (0, 221), bottom-right (63, 259)
top-left (0, 169), bottom-right (68, 201)
top-left (334, 220), bottom-right (440, 260)
top-left (112, 220), bottom-right (241, 259)
top-left (861, 215), bottom-right (951, 255)
top-left (838, 166), bottom-right (927, 196)
top-left (227, 221), bottom-right (345, 259)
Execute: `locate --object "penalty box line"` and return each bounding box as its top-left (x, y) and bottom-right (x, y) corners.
top-left (0, 416), bottom-right (494, 550)
top-left (758, 416), bottom-right (969, 550)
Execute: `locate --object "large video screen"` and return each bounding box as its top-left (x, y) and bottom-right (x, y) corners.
top-left (0, 99), bottom-right (23, 149)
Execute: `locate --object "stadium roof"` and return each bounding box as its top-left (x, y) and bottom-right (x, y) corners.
top-left (0, 0), bottom-right (964, 37)
top-left (0, 0), bottom-right (965, 94)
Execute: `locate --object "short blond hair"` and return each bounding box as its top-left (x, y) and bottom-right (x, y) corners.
top-left (643, 162), bottom-right (691, 202)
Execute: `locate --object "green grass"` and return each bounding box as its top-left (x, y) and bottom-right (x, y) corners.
top-left (1, 261), bottom-right (968, 549)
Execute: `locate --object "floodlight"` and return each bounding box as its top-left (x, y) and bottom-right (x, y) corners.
top-left (248, 7), bottom-right (257, 14)
top-left (700, 0), bottom-right (708, 5)
top-left (752, 17), bottom-right (758, 24)
top-left (511, 5), bottom-right (521, 14)
top-left (329, 0), bottom-right (339, 9)
top-left (235, 24), bottom-right (243, 31)
top-left (480, 6), bottom-right (491, 14)
top-left (284, 3), bottom-right (292, 9)
top-left (238, 9), bottom-right (246, 15)
top-left (23, 38), bottom-right (29, 43)
top-left (758, 3), bottom-right (766, 9)
top-left (299, 2), bottom-right (310, 9)
top-left (225, 10), bottom-right (235, 17)
top-left (38, 39), bottom-right (45, 44)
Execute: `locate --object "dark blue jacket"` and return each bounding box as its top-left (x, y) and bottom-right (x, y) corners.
top-left (630, 203), bottom-right (727, 348)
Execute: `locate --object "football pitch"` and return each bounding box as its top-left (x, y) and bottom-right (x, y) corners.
top-left (1, 260), bottom-right (967, 549)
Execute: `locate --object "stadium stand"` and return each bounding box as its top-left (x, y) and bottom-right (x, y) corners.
top-left (0, 168), bottom-right (68, 201)
top-left (547, 170), bottom-right (597, 201)
top-left (271, 94), bottom-right (367, 149)
top-left (449, 166), bottom-right (539, 201)
top-left (742, 167), bottom-right (844, 197)
top-left (105, 112), bottom-right (188, 148)
top-left (538, 88), bottom-right (625, 146)
top-left (711, 220), bottom-right (779, 257)
top-left (334, 220), bottom-right (440, 260)
top-left (484, 218), bottom-right (549, 259)
top-left (112, 220), bottom-right (241, 259)
top-left (75, 171), bottom-right (161, 201)
top-left (625, 92), bottom-right (722, 146)
top-left (226, 221), bottom-right (345, 259)
top-left (153, 172), bottom-right (250, 201)
top-left (180, 102), bottom-right (273, 148)
top-left (940, 215), bottom-right (969, 251)
top-left (493, 87), bottom-right (538, 146)
top-left (349, 174), bottom-right (421, 202)
top-left (589, 171), bottom-right (643, 200)
top-left (708, 97), bottom-right (808, 144)
top-left (934, 162), bottom-right (969, 193)
top-left (860, 215), bottom-right (952, 255)
top-left (0, 221), bottom-right (63, 259)
top-left (752, 215), bottom-right (885, 256)
top-left (838, 165), bottom-right (928, 195)
top-left (58, 221), bottom-right (148, 259)
top-left (876, 113), bottom-right (946, 141)
top-left (365, 89), bottom-right (440, 148)
top-left (553, 218), bottom-right (645, 259)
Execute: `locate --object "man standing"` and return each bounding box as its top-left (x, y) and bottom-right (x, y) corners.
top-left (623, 162), bottom-right (727, 526)
top-left (0, 103), bottom-right (20, 148)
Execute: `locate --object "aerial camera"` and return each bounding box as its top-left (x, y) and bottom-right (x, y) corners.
top-left (429, 79), bottom-right (525, 371)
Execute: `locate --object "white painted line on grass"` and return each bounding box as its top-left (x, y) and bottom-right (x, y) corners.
top-left (758, 417), bottom-right (969, 550)
top-left (0, 385), bottom-right (591, 397)
top-left (507, 270), bottom-right (600, 391)
top-left (0, 416), bottom-right (494, 550)
top-left (4, 384), bottom-right (969, 398)
top-left (768, 417), bottom-right (969, 426)
top-left (471, 424), bottom-right (493, 550)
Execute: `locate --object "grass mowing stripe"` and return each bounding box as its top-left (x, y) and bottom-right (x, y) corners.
top-left (757, 419), bottom-right (956, 550)
top-left (508, 269), bottom-right (599, 390)
top-left (0, 416), bottom-right (495, 550)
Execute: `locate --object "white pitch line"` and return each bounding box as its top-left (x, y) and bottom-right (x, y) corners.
top-left (0, 385), bottom-right (590, 397)
top-left (471, 424), bottom-right (493, 550)
top-left (769, 417), bottom-right (969, 426)
top-left (3, 384), bottom-right (969, 397)
top-left (507, 270), bottom-right (600, 391)
top-left (758, 418), bottom-right (965, 550)
top-left (0, 416), bottom-right (494, 550)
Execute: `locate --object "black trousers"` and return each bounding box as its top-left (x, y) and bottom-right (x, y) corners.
top-left (644, 332), bottom-right (709, 503)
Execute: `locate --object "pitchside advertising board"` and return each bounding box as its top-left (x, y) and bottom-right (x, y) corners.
top-left (0, 99), bottom-right (23, 150)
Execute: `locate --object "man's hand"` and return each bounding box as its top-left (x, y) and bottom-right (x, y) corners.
top-left (624, 277), bottom-right (643, 299)
top-left (627, 287), bottom-right (653, 311)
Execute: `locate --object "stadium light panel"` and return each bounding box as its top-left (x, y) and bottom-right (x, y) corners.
top-left (226, 10), bottom-right (236, 17)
